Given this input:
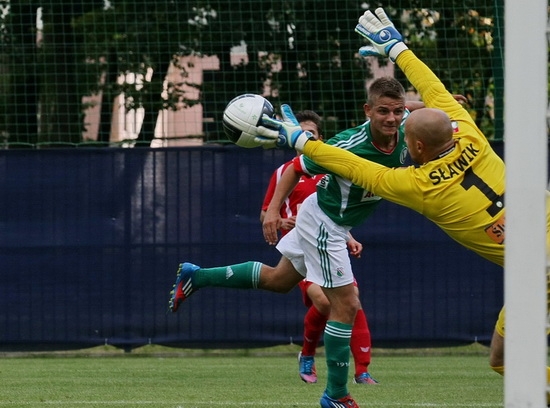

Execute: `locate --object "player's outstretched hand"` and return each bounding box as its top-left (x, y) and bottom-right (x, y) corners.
top-left (256, 104), bottom-right (315, 151)
top-left (355, 7), bottom-right (408, 62)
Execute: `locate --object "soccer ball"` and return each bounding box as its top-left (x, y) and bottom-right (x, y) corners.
top-left (222, 94), bottom-right (275, 148)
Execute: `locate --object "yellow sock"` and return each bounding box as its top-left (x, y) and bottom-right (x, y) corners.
top-left (490, 365), bottom-right (504, 376)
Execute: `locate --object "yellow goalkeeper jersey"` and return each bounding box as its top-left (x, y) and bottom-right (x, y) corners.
top-left (303, 50), bottom-right (517, 266)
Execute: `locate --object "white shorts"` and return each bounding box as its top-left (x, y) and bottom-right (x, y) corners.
top-left (276, 193), bottom-right (354, 288)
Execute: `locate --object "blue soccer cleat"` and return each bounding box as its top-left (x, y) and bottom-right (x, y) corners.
top-left (168, 262), bottom-right (200, 312)
top-left (353, 372), bottom-right (379, 384)
top-left (298, 351), bottom-right (317, 383)
top-left (320, 392), bottom-right (360, 408)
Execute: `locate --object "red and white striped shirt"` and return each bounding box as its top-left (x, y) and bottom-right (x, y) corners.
top-left (261, 160), bottom-right (324, 236)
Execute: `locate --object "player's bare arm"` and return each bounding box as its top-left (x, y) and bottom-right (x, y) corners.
top-left (263, 164), bottom-right (302, 245)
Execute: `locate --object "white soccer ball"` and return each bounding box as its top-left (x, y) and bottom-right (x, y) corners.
top-left (222, 94), bottom-right (275, 148)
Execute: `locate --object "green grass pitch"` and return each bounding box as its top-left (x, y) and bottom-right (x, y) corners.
top-left (0, 344), bottom-right (502, 407)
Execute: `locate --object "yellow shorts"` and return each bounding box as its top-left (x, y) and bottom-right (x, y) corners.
top-left (495, 306), bottom-right (505, 337)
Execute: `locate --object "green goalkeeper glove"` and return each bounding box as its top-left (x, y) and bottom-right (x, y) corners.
top-left (256, 104), bottom-right (315, 151)
top-left (355, 8), bottom-right (408, 62)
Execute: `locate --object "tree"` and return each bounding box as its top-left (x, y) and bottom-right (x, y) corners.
top-left (202, 1), bottom-right (501, 142)
top-left (1, 1), bottom-right (40, 146)
top-left (39, 1), bottom-right (100, 146)
top-left (0, 1), bottom-right (505, 147)
top-left (201, 1), bottom-right (374, 141)
top-left (393, 0), bottom-right (501, 139)
top-left (0, 1), bottom-right (102, 147)
top-left (74, 1), bottom-right (214, 145)
top-left (267, 1), bottom-right (372, 132)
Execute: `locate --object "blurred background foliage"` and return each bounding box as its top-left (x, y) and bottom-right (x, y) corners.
top-left (0, 1), bottom-right (507, 147)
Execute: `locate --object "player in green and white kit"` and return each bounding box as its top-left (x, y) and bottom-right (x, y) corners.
top-left (168, 77), bottom-right (410, 408)
top-left (273, 104), bottom-right (409, 288)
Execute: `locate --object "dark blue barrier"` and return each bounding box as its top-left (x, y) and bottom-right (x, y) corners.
top-left (0, 145), bottom-right (505, 350)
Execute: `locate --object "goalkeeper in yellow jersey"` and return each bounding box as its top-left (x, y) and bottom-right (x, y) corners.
top-left (256, 6), bottom-right (550, 394)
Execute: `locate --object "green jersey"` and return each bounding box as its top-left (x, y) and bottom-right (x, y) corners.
top-left (295, 118), bottom-right (409, 227)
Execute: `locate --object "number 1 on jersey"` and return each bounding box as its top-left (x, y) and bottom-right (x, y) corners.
top-left (460, 167), bottom-right (504, 217)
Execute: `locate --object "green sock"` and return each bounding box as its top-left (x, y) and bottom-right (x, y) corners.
top-left (193, 261), bottom-right (262, 289)
top-left (324, 321), bottom-right (352, 399)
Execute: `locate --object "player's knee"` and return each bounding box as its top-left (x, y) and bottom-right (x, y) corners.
top-left (306, 285), bottom-right (330, 311)
top-left (488, 330), bottom-right (504, 370)
top-left (349, 293), bottom-right (362, 313)
top-left (312, 297), bottom-right (330, 315)
top-left (333, 294), bottom-right (361, 322)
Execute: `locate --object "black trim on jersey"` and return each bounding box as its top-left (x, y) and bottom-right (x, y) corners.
top-left (437, 144), bottom-right (456, 159)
